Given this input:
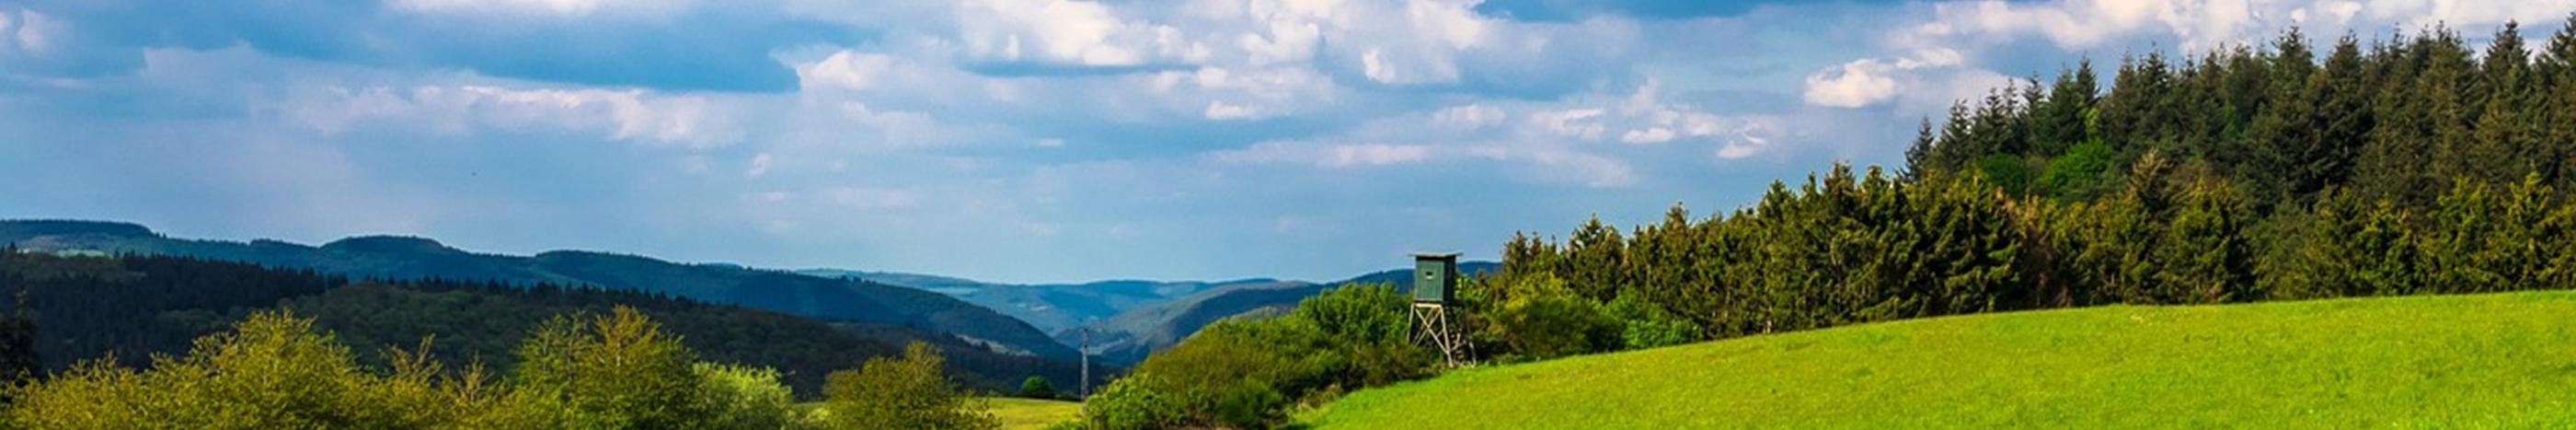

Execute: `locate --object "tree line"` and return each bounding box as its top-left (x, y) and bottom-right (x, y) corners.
top-left (1468, 17), bottom-right (2576, 361)
top-left (0, 250), bottom-right (1083, 399)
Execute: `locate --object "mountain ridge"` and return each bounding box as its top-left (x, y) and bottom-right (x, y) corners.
top-left (0, 219), bottom-right (1079, 363)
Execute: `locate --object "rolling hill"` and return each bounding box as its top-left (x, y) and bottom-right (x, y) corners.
top-left (0, 251), bottom-right (1090, 398)
top-left (0, 219), bottom-right (1078, 363)
top-left (1303, 291), bottom-right (2576, 428)
top-left (797, 269), bottom-right (1265, 334)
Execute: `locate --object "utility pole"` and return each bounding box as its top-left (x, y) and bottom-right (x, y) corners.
top-left (1078, 328), bottom-right (1090, 399)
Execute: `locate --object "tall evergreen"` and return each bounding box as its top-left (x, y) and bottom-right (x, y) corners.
top-left (2543, 15), bottom-right (2576, 189)
top-left (2102, 52), bottom-right (2177, 154)
top-left (1905, 118), bottom-right (1937, 180)
top-left (2473, 22), bottom-right (2543, 183)
top-left (2032, 60), bottom-right (2100, 157)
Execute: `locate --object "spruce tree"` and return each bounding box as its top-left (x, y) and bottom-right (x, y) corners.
top-left (2543, 14), bottom-right (2576, 189)
top-left (2473, 22), bottom-right (2542, 183)
top-left (2031, 60), bottom-right (2100, 157)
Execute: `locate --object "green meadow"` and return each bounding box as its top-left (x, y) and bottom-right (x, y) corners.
top-left (987, 397), bottom-right (1084, 430)
top-left (1305, 291), bottom-right (2576, 429)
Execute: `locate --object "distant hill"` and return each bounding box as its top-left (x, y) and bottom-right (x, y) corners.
top-left (0, 220), bottom-right (1078, 363)
top-left (802, 268), bottom-right (1285, 335)
top-left (0, 251), bottom-right (1093, 398)
top-left (1064, 261), bottom-right (1497, 366)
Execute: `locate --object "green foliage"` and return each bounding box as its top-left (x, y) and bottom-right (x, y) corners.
top-left (2038, 140), bottom-right (2115, 200)
top-left (1083, 284), bottom-right (1436, 429)
top-left (501, 307), bottom-right (710, 429)
top-left (1603, 296), bottom-right (1698, 350)
top-left (820, 342), bottom-right (999, 430)
top-left (1973, 154), bottom-right (2035, 195)
top-left (0, 310), bottom-right (500, 429)
top-left (1084, 374), bottom-right (1186, 430)
top-left (1483, 273), bottom-right (1616, 359)
top-left (1018, 376), bottom-right (1058, 400)
top-left (693, 362), bottom-right (805, 430)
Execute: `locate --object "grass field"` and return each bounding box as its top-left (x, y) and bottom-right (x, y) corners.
top-left (794, 397), bottom-right (1079, 429)
top-left (1303, 291), bottom-right (2576, 429)
top-left (986, 397), bottom-right (1082, 429)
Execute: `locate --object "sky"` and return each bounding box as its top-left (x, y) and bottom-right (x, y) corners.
top-left (2, 0), bottom-right (2570, 284)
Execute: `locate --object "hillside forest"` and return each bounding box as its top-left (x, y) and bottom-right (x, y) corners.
top-left (1071, 17), bottom-right (2576, 429)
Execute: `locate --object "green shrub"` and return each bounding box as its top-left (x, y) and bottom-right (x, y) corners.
top-left (499, 307), bottom-right (710, 429)
top-left (694, 362), bottom-right (803, 430)
top-left (820, 342), bottom-right (998, 430)
top-left (1084, 374), bottom-right (1186, 430)
top-left (1018, 376), bottom-right (1058, 399)
top-left (1486, 273), bottom-right (1616, 359)
top-left (1604, 296), bottom-right (1701, 350)
top-left (2040, 141), bottom-right (2116, 199)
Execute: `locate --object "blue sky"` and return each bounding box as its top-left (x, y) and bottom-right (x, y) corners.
top-left (3, 0), bottom-right (2570, 284)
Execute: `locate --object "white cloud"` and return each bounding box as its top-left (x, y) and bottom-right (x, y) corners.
top-left (1204, 100), bottom-right (1264, 120)
top-left (1432, 103), bottom-right (1505, 129)
top-left (1620, 127), bottom-right (1675, 144)
top-left (955, 0), bottom-right (1167, 65)
top-left (1802, 59), bottom-right (1901, 109)
top-left (5, 9), bottom-right (62, 53)
top-left (1209, 141), bottom-right (1432, 168)
top-left (1530, 108), bottom-right (1606, 140)
top-left (796, 51), bottom-right (900, 92)
top-left (390, 0), bottom-right (694, 17)
top-left (289, 85), bottom-right (743, 148)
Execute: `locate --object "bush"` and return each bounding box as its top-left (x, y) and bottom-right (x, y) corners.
top-left (1604, 296), bottom-right (1701, 350)
top-left (1084, 374), bottom-right (1186, 430)
top-left (498, 307), bottom-right (711, 429)
top-left (820, 342), bottom-right (998, 430)
top-left (1486, 273), bottom-right (1616, 359)
top-left (1018, 376), bottom-right (1057, 399)
top-left (694, 362), bottom-right (804, 430)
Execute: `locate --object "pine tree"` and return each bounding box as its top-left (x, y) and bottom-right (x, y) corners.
top-left (2473, 22), bottom-right (2542, 183)
top-left (2356, 29), bottom-right (2438, 206)
top-left (2542, 14), bottom-right (2576, 190)
top-left (2156, 176), bottom-right (2257, 303)
top-left (2031, 60), bottom-right (2100, 157)
top-left (1904, 118), bottom-right (1937, 180)
top-left (2102, 52), bottom-right (2177, 154)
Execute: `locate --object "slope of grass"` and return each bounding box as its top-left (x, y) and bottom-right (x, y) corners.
top-left (986, 398), bottom-right (1082, 430)
top-left (1305, 291), bottom-right (2576, 429)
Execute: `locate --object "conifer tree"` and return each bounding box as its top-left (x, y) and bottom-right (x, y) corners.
top-left (2031, 60), bottom-right (2099, 156)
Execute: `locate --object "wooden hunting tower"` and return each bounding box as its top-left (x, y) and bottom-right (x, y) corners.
top-left (1411, 252), bottom-right (1459, 305)
top-left (1409, 252), bottom-right (1470, 367)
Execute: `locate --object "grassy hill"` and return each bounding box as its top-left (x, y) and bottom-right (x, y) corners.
top-left (1305, 291), bottom-right (2576, 428)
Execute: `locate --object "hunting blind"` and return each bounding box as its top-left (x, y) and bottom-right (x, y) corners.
top-left (1409, 252), bottom-right (1469, 367)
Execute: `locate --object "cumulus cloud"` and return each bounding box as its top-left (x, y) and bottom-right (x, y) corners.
top-left (954, 0), bottom-right (1173, 66)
